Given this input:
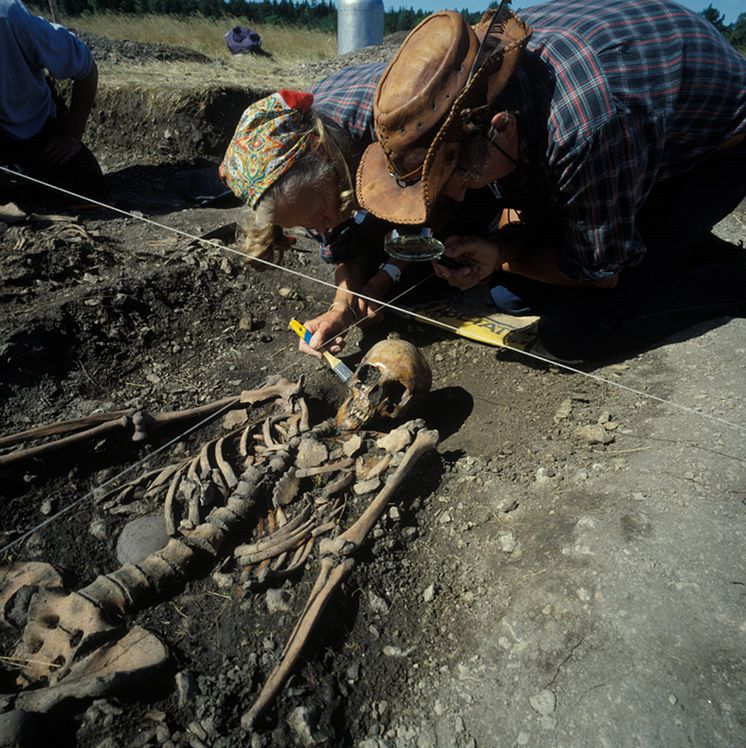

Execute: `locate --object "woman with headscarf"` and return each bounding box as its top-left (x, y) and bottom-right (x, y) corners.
top-left (220, 62), bottom-right (405, 359)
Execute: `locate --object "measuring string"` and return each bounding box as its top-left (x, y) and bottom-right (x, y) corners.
top-left (2, 165), bottom-right (745, 436)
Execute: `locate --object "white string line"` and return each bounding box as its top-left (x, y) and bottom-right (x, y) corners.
top-left (0, 399), bottom-right (237, 556)
top-left (0, 274), bottom-right (437, 557)
top-left (3, 165), bottom-right (745, 434)
top-left (0, 224), bottom-right (435, 556)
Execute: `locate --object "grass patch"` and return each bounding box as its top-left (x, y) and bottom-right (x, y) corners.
top-left (69, 13), bottom-right (336, 64)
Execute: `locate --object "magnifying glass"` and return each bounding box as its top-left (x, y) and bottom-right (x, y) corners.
top-left (384, 228), bottom-right (463, 268)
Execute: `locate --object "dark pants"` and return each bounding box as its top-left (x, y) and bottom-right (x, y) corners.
top-left (491, 140), bottom-right (746, 360)
top-left (0, 115), bottom-right (104, 198)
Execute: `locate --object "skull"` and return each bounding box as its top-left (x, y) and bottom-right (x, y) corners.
top-left (336, 339), bottom-right (432, 431)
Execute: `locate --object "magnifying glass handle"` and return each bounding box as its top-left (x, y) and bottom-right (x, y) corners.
top-left (435, 256), bottom-right (465, 270)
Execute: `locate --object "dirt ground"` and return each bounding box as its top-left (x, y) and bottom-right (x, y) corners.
top-left (1, 33), bottom-right (745, 748)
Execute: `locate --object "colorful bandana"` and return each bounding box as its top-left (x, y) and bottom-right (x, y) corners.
top-left (219, 89), bottom-right (316, 208)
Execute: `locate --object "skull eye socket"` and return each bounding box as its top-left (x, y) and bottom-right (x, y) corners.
top-left (356, 364), bottom-right (381, 387)
top-left (382, 380), bottom-right (407, 412)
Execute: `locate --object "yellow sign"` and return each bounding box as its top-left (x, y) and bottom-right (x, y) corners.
top-left (409, 303), bottom-right (540, 350)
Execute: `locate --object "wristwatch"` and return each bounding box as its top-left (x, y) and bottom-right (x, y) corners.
top-left (378, 262), bottom-right (402, 283)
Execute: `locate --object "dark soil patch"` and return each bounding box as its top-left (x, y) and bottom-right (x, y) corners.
top-left (71, 28), bottom-right (213, 64)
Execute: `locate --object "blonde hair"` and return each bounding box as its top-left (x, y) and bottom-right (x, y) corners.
top-left (239, 114), bottom-right (357, 270)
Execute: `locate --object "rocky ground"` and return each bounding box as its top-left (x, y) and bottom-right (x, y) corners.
top-left (1, 30), bottom-right (745, 748)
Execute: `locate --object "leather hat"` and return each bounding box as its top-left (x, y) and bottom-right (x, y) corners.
top-left (357, 6), bottom-right (532, 224)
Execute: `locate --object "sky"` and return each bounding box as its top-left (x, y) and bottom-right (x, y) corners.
top-left (384, 0), bottom-right (744, 24)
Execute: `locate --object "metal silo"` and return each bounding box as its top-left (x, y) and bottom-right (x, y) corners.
top-left (337, 0), bottom-right (384, 55)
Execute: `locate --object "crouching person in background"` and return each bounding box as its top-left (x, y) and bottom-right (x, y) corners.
top-left (0, 0), bottom-right (104, 197)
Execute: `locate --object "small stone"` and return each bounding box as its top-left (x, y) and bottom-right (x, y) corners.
top-left (422, 584), bottom-right (436, 603)
top-left (342, 434), bottom-right (363, 457)
top-left (498, 531), bottom-right (516, 553)
top-left (88, 517), bottom-right (107, 541)
top-left (115, 513), bottom-right (169, 565)
top-left (278, 287), bottom-right (297, 299)
top-left (239, 314), bottom-right (255, 331)
top-left (0, 710), bottom-right (39, 747)
top-left (212, 571), bottom-right (233, 589)
top-left (286, 706), bottom-right (316, 747)
top-left (175, 671), bottom-right (198, 708)
top-left (155, 723), bottom-right (171, 743)
top-left (187, 721), bottom-right (208, 741)
top-left (388, 507), bottom-right (400, 522)
top-left (575, 424), bottom-right (615, 445)
top-left (40, 499), bottom-right (53, 515)
top-left (529, 689), bottom-right (556, 716)
top-left (266, 588), bottom-right (293, 615)
top-left (367, 590), bottom-right (389, 615)
top-left (146, 372), bottom-right (162, 384)
top-left (553, 399), bottom-right (572, 422)
top-left (354, 478), bottom-right (381, 495)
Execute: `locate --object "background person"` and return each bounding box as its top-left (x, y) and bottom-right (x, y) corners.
top-left (0, 0), bottom-right (103, 196)
top-left (358, 0), bottom-right (746, 361)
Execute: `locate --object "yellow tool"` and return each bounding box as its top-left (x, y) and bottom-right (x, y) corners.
top-left (289, 318), bottom-right (353, 383)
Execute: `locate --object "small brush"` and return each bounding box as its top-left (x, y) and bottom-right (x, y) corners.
top-left (289, 318), bottom-right (353, 383)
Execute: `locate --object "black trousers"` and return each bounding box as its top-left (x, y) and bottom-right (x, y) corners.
top-left (0, 114), bottom-right (104, 198)
top-left (494, 140), bottom-right (746, 360)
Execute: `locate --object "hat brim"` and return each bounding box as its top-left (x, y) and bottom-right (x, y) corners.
top-left (357, 142), bottom-right (430, 225)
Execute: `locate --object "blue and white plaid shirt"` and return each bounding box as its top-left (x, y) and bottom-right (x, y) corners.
top-left (308, 62), bottom-right (386, 262)
top-left (495, 0), bottom-right (746, 280)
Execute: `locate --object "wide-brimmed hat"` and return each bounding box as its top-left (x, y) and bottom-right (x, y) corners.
top-left (356, 6), bottom-right (531, 224)
top-left (220, 89), bottom-right (317, 209)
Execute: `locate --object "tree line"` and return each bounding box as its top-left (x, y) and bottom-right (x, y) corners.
top-left (36, 0), bottom-right (746, 44)
top-left (700, 4), bottom-right (746, 48)
top-left (48, 0), bottom-right (483, 33)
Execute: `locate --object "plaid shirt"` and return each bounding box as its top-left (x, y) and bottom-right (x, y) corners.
top-left (495, 0), bottom-right (746, 280)
top-left (309, 62), bottom-right (386, 262)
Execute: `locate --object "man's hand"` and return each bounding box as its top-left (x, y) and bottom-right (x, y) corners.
top-left (432, 236), bottom-right (502, 290)
top-left (42, 133), bottom-right (82, 165)
top-left (299, 305), bottom-right (356, 358)
top-left (355, 269), bottom-right (395, 323)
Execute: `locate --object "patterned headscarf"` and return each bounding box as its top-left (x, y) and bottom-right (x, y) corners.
top-left (219, 89), bottom-right (317, 208)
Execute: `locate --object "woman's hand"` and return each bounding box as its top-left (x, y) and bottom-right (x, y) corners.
top-left (299, 303), bottom-right (356, 358)
top-left (432, 236), bottom-right (502, 290)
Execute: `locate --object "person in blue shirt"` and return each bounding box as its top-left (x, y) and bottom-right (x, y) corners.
top-left (0, 0), bottom-right (103, 196)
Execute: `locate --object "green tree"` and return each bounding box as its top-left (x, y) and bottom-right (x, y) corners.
top-left (726, 12), bottom-right (746, 48)
top-left (700, 4), bottom-right (726, 34)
